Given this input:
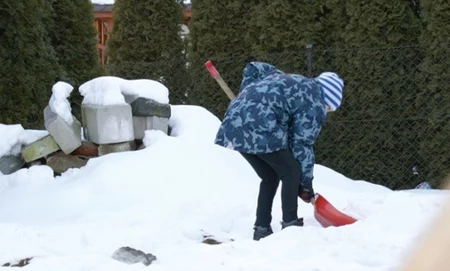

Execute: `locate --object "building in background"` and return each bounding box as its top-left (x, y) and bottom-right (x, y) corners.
top-left (92, 1), bottom-right (192, 65)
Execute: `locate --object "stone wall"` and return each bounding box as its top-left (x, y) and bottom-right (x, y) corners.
top-left (0, 94), bottom-right (171, 176)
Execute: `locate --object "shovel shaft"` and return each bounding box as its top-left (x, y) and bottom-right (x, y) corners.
top-left (205, 60), bottom-right (236, 101)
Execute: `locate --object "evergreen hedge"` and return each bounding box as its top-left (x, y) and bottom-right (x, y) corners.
top-left (106, 0), bottom-right (188, 105)
top-left (0, 0), bottom-right (59, 129)
top-left (416, 0), bottom-right (450, 187)
top-left (50, 0), bottom-right (104, 119)
top-left (187, 0), bottom-right (256, 118)
top-left (314, 0), bottom-right (424, 189)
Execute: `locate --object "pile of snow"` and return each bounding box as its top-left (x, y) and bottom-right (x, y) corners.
top-left (78, 76), bottom-right (127, 106)
top-left (0, 105), bottom-right (449, 270)
top-left (79, 76), bottom-right (169, 106)
top-left (168, 105), bottom-right (222, 144)
top-left (49, 81), bottom-right (74, 124)
top-left (121, 79), bottom-right (169, 104)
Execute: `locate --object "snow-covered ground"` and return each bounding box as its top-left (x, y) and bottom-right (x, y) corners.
top-left (0, 101), bottom-right (448, 270)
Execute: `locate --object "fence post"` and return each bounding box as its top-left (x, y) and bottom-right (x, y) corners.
top-left (306, 44), bottom-right (313, 77)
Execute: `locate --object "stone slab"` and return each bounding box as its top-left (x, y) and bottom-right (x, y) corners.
top-left (0, 156), bottom-right (25, 175)
top-left (81, 104), bottom-right (134, 145)
top-left (46, 151), bottom-right (88, 174)
top-left (98, 141), bottom-right (136, 156)
top-left (44, 106), bottom-right (82, 154)
top-left (133, 116), bottom-right (169, 140)
top-left (130, 97), bottom-right (171, 118)
top-left (21, 134), bottom-right (60, 163)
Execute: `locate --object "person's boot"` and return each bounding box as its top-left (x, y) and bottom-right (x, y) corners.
top-left (281, 218), bottom-right (304, 229)
top-left (253, 225), bottom-right (273, 241)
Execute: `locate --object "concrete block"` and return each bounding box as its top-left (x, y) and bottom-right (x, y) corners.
top-left (46, 151), bottom-right (88, 174)
top-left (130, 97), bottom-right (171, 118)
top-left (81, 104), bottom-right (134, 145)
top-left (0, 156), bottom-right (25, 175)
top-left (21, 134), bottom-right (60, 163)
top-left (98, 141), bottom-right (136, 156)
top-left (133, 116), bottom-right (169, 140)
top-left (44, 106), bottom-right (82, 154)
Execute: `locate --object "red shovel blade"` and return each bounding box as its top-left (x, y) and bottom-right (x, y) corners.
top-left (314, 193), bottom-right (358, 228)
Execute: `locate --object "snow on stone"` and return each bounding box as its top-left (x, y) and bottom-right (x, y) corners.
top-left (0, 124), bottom-right (25, 158)
top-left (78, 76), bottom-right (170, 106)
top-left (79, 76), bottom-right (127, 106)
top-left (49, 81), bottom-right (74, 125)
top-left (0, 124), bottom-right (48, 159)
top-left (19, 130), bottom-right (50, 146)
top-left (120, 79), bottom-right (169, 104)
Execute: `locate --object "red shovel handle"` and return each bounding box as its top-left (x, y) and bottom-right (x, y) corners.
top-left (205, 60), bottom-right (219, 78)
top-left (204, 60), bottom-right (236, 100)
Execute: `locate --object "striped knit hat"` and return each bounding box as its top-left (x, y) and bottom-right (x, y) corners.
top-left (317, 72), bottom-right (344, 111)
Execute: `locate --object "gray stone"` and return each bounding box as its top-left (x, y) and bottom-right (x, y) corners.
top-left (0, 156), bottom-right (25, 175)
top-left (46, 151), bottom-right (88, 174)
top-left (133, 116), bottom-right (169, 140)
top-left (21, 134), bottom-right (60, 163)
top-left (130, 97), bottom-right (171, 118)
top-left (44, 106), bottom-right (82, 154)
top-left (112, 246), bottom-right (157, 266)
top-left (81, 104), bottom-right (134, 145)
top-left (98, 141), bottom-right (136, 156)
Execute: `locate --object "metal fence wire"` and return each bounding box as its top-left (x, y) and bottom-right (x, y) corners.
top-left (105, 42), bottom-right (450, 190)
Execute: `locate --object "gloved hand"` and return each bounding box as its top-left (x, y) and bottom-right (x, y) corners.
top-left (298, 182), bottom-right (315, 204)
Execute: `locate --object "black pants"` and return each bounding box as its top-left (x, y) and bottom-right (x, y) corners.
top-left (241, 149), bottom-right (302, 227)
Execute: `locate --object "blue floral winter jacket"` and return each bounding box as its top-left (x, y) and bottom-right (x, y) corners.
top-left (214, 62), bottom-right (328, 186)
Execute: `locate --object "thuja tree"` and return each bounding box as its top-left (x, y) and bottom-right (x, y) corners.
top-left (50, 0), bottom-right (104, 119)
top-left (314, 0), bottom-right (423, 189)
top-left (247, 0), bottom-right (334, 74)
top-left (0, 0), bottom-right (59, 128)
top-left (106, 0), bottom-right (188, 105)
top-left (187, 0), bottom-right (256, 118)
top-left (416, 0), bottom-right (450, 188)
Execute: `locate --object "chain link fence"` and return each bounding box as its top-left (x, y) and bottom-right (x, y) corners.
top-left (105, 42), bottom-right (450, 190)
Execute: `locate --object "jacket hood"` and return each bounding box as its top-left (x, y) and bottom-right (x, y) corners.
top-left (239, 62), bottom-right (284, 92)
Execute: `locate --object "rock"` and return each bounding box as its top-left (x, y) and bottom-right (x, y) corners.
top-left (71, 141), bottom-right (98, 157)
top-left (21, 134), bottom-right (60, 163)
top-left (112, 246), bottom-right (157, 266)
top-left (81, 103), bottom-right (134, 145)
top-left (130, 97), bottom-right (171, 118)
top-left (0, 155), bottom-right (25, 175)
top-left (2, 257), bottom-right (33, 267)
top-left (201, 231), bottom-right (234, 245)
top-left (46, 151), bottom-right (88, 174)
top-left (133, 116), bottom-right (169, 139)
top-left (202, 237), bottom-right (222, 245)
top-left (98, 141), bottom-right (136, 156)
top-left (43, 105), bottom-right (82, 154)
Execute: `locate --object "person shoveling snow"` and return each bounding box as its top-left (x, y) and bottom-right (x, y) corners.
top-left (214, 61), bottom-right (344, 241)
